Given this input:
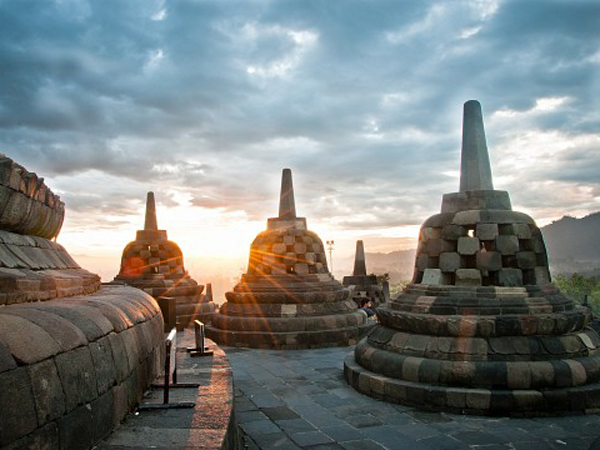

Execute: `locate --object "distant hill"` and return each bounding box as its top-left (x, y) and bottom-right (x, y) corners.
top-left (357, 213), bottom-right (600, 283)
top-left (541, 212), bottom-right (600, 278)
top-left (364, 249), bottom-right (416, 284)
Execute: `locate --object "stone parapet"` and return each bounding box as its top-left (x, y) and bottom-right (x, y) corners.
top-left (0, 285), bottom-right (164, 448)
top-left (0, 154), bottom-right (65, 239)
top-left (0, 230), bottom-right (101, 305)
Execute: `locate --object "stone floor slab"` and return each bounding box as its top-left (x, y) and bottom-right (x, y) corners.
top-left (226, 345), bottom-right (600, 450)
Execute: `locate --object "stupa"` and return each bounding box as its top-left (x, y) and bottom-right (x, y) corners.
top-left (344, 101), bottom-right (600, 415)
top-left (206, 169), bottom-right (373, 349)
top-left (343, 240), bottom-right (385, 307)
top-left (114, 192), bottom-right (215, 326)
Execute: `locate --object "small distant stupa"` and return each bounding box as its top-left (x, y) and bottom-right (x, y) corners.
top-left (343, 240), bottom-right (385, 306)
top-left (114, 192), bottom-right (215, 326)
top-left (206, 169), bottom-right (374, 349)
top-left (345, 100), bottom-right (600, 416)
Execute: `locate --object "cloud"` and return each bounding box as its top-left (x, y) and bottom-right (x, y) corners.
top-left (1, 0), bottom-right (599, 246)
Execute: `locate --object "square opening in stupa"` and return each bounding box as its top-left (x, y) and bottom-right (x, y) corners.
top-left (205, 169), bottom-right (375, 349)
top-left (344, 100), bottom-right (600, 416)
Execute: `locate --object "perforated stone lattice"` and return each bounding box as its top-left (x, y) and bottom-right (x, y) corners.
top-left (413, 213), bottom-right (551, 287)
top-left (120, 241), bottom-right (185, 278)
top-left (248, 229), bottom-right (329, 276)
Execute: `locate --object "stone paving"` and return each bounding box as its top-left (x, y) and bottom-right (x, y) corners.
top-left (226, 345), bottom-right (600, 450)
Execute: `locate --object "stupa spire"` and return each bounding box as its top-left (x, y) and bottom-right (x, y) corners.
top-left (353, 240), bottom-right (367, 276)
top-left (144, 191), bottom-right (158, 231)
top-left (278, 168), bottom-right (297, 220)
top-left (459, 100), bottom-right (494, 192)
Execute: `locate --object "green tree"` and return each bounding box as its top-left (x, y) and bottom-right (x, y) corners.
top-left (554, 273), bottom-right (600, 315)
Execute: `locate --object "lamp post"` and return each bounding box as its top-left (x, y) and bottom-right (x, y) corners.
top-left (326, 240), bottom-right (335, 274)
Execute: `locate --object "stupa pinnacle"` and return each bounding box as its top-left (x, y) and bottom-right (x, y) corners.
top-left (460, 100), bottom-right (494, 192)
top-left (278, 168), bottom-right (297, 220)
top-left (353, 240), bottom-right (367, 276)
top-left (144, 191), bottom-right (159, 231)
top-left (114, 192), bottom-right (215, 326)
top-left (345, 101), bottom-right (600, 416)
top-left (206, 169), bottom-right (373, 349)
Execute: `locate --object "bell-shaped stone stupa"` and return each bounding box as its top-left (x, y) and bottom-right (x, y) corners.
top-left (114, 192), bottom-right (215, 326)
top-left (206, 169), bottom-right (374, 349)
top-left (344, 100), bottom-right (600, 415)
top-left (343, 240), bottom-right (385, 306)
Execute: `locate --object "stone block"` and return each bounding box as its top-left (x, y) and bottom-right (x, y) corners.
top-left (496, 235), bottom-right (519, 255)
top-left (294, 243), bottom-right (307, 254)
top-left (476, 251), bottom-right (501, 271)
top-left (304, 252), bottom-right (316, 263)
top-left (420, 227), bottom-right (441, 240)
top-left (89, 337), bottom-right (117, 395)
top-left (28, 359), bottom-right (66, 425)
top-left (426, 238), bottom-right (455, 257)
top-left (516, 252), bottom-right (536, 270)
top-left (401, 357), bottom-right (423, 382)
top-left (455, 269), bottom-right (482, 286)
top-left (0, 367), bottom-right (38, 446)
top-left (465, 389), bottom-right (491, 410)
top-left (3, 422), bottom-right (60, 450)
top-left (514, 390), bottom-right (544, 411)
top-left (421, 269), bottom-right (450, 285)
top-left (506, 362), bottom-right (531, 389)
top-left (475, 223), bottom-right (498, 240)
top-left (566, 360), bottom-right (587, 386)
top-left (497, 269), bottom-right (523, 287)
top-left (0, 342), bottom-right (16, 373)
top-left (91, 391), bottom-right (114, 443)
top-left (457, 236), bottom-right (480, 255)
top-left (439, 252), bottom-right (461, 273)
top-left (441, 225), bottom-right (466, 240)
top-left (58, 402), bottom-right (93, 450)
top-left (294, 263), bottom-right (309, 275)
top-left (529, 361), bottom-right (554, 388)
top-left (281, 304), bottom-right (297, 317)
top-left (416, 254), bottom-right (429, 271)
top-left (514, 223), bottom-right (532, 239)
top-left (0, 314), bottom-right (61, 365)
top-left (272, 243), bottom-right (286, 255)
top-left (55, 346), bottom-right (97, 411)
top-left (445, 388), bottom-right (467, 409)
top-left (534, 267), bottom-right (551, 285)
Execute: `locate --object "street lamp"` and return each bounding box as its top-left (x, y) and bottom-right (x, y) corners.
top-left (326, 240), bottom-right (335, 274)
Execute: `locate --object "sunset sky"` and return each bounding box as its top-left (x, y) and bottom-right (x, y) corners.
top-left (2, 1), bottom-right (600, 293)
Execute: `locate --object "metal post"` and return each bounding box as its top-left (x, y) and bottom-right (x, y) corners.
top-left (326, 240), bottom-right (335, 273)
top-left (164, 339), bottom-right (171, 404)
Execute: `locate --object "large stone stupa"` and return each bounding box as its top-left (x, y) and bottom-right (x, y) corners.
top-left (206, 169), bottom-right (373, 349)
top-left (344, 100), bottom-right (600, 416)
top-left (343, 240), bottom-right (385, 307)
top-left (114, 192), bottom-right (215, 326)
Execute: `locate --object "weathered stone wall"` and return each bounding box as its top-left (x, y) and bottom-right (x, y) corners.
top-left (0, 155), bottom-right (165, 449)
top-left (0, 285), bottom-right (164, 449)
